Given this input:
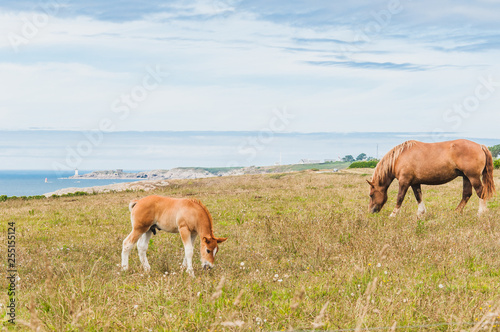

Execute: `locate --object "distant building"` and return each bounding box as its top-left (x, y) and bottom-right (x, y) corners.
top-left (299, 159), bottom-right (321, 164)
top-left (116, 169), bottom-right (123, 173)
top-left (74, 169), bottom-right (79, 176)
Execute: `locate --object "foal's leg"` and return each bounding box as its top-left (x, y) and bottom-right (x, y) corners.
top-left (181, 232), bottom-right (197, 268)
top-left (390, 181), bottom-right (410, 217)
top-left (412, 184), bottom-right (426, 217)
top-left (455, 177), bottom-right (473, 213)
top-left (179, 227), bottom-right (195, 277)
top-left (137, 230), bottom-right (153, 272)
top-left (469, 175), bottom-right (488, 216)
top-left (122, 228), bottom-right (147, 271)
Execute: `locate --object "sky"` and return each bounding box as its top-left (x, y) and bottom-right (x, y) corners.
top-left (0, 0), bottom-right (500, 170)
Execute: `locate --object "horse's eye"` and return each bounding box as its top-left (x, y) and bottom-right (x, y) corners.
top-left (206, 249), bottom-right (211, 253)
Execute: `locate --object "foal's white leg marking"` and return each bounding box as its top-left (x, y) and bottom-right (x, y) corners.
top-left (181, 232), bottom-right (197, 268)
top-left (137, 230), bottom-right (153, 272)
top-left (179, 229), bottom-right (195, 277)
top-left (182, 257), bottom-right (187, 269)
top-left (184, 241), bottom-right (195, 277)
top-left (417, 201), bottom-right (426, 217)
top-left (121, 235), bottom-right (135, 271)
top-left (389, 207), bottom-right (401, 218)
top-left (478, 198), bottom-right (488, 216)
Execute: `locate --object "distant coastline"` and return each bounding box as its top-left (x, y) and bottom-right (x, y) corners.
top-left (68, 162), bottom-right (350, 181)
top-left (46, 162), bottom-right (349, 197)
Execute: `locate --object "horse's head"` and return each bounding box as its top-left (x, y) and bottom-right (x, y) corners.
top-left (367, 179), bottom-right (388, 213)
top-left (200, 236), bottom-right (227, 270)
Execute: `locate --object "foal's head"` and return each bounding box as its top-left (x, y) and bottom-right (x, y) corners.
top-left (201, 236), bottom-right (227, 270)
top-left (367, 180), bottom-right (388, 213)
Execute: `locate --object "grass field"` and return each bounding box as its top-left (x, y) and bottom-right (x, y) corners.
top-left (2, 169), bottom-right (500, 331)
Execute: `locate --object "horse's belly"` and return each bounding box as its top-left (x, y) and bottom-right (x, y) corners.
top-left (156, 215), bottom-right (180, 233)
top-left (415, 170), bottom-right (459, 185)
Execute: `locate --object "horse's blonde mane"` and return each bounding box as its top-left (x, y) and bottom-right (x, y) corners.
top-left (188, 198), bottom-right (214, 236)
top-left (372, 140), bottom-right (417, 184)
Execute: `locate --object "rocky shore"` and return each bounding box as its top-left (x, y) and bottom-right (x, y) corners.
top-left (43, 179), bottom-right (170, 197)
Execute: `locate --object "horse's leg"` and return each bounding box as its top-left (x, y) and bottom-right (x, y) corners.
top-left (455, 176), bottom-right (473, 213)
top-left (137, 230), bottom-right (153, 272)
top-left (182, 232), bottom-right (197, 269)
top-left (179, 227), bottom-right (195, 277)
top-left (122, 228), bottom-right (146, 271)
top-left (469, 175), bottom-right (488, 216)
top-left (411, 184), bottom-right (426, 217)
top-left (390, 181), bottom-right (410, 217)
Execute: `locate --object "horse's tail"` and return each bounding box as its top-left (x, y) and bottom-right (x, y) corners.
top-left (129, 200), bottom-right (138, 212)
top-left (481, 145), bottom-right (496, 200)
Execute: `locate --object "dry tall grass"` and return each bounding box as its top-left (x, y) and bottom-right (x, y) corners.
top-left (1, 170), bottom-right (500, 330)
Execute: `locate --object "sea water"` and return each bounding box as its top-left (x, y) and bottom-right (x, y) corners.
top-left (0, 170), bottom-right (140, 197)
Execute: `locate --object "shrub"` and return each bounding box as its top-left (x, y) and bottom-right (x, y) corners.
top-left (494, 159), bottom-right (500, 169)
top-left (348, 160), bottom-right (379, 169)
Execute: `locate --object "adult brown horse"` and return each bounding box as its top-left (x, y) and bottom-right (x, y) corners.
top-left (367, 139), bottom-right (496, 217)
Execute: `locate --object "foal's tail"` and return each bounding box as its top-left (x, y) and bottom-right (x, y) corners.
top-left (129, 200), bottom-right (138, 212)
top-left (481, 145), bottom-right (496, 200)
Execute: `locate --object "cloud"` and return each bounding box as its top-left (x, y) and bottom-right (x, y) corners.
top-left (0, 0), bottom-right (499, 140)
top-left (305, 60), bottom-right (428, 71)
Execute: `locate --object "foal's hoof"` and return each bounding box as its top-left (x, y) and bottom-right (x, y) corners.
top-left (187, 268), bottom-right (195, 278)
top-left (477, 210), bottom-right (488, 217)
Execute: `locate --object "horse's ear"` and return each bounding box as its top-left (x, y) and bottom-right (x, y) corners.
top-left (366, 179), bottom-right (375, 188)
top-left (202, 237), bottom-right (210, 244)
top-left (216, 237), bottom-right (227, 244)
